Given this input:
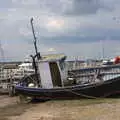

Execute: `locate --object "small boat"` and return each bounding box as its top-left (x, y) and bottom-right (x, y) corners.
top-left (15, 18), bottom-right (120, 100)
top-left (15, 54), bottom-right (120, 99)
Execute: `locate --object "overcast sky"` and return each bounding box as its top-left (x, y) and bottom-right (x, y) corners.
top-left (1, 0), bottom-right (120, 61)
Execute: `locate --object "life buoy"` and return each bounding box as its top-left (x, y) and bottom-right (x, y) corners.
top-left (114, 56), bottom-right (120, 64)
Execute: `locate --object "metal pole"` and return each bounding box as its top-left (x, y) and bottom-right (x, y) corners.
top-left (30, 17), bottom-right (41, 60)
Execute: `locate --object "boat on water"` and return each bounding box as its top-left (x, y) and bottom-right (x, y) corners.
top-left (14, 61), bottom-right (34, 79)
top-left (15, 18), bottom-right (120, 100)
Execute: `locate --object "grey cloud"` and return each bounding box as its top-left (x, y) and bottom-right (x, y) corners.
top-left (40, 0), bottom-right (114, 16)
top-left (1, 0), bottom-right (120, 60)
top-left (63, 0), bottom-right (113, 15)
top-left (9, 0), bottom-right (116, 16)
top-left (11, 0), bottom-right (105, 16)
top-left (0, 0), bottom-right (13, 8)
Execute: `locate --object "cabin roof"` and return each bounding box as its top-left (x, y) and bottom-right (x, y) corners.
top-left (40, 54), bottom-right (66, 62)
top-left (19, 63), bottom-right (32, 67)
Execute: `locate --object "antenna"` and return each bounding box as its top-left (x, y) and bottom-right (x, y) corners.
top-left (100, 40), bottom-right (105, 60)
top-left (102, 40), bottom-right (104, 59)
top-left (0, 40), bottom-right (5, 62)
top-left (30, 17), bottom-right (41, 60)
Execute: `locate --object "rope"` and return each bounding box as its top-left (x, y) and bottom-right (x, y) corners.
top-left (63, 89), bottom-right (100, 99)
top-left (26, 74), bottom-right (36, 83)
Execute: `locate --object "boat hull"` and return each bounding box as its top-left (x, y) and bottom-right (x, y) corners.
top-left (15, 76), bottom-right (120, 99)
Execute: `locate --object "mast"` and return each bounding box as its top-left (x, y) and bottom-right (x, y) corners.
top-left (30, 17), bottom-right (41, 86)
top-left (30, 17), bottom-right (41, 60)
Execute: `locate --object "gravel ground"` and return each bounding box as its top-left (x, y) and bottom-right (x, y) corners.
top-left (0, 96), bottom-right (120, 120)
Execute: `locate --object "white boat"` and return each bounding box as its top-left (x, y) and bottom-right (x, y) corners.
top-left (14, 61), bottom-right (35, 79)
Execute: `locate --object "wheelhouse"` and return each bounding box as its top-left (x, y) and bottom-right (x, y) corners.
top-left (37, 54), bottom-right (67, 88)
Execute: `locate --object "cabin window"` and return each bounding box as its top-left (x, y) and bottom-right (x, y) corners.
top-left (59, 60), bottom-right (65, 70)
top-left (49, 62), bottom-right (62, 87)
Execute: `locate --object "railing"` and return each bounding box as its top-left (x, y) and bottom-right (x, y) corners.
top-left (68, 64), bottom-right (120, 83)
top-left (0, 69), bottom-right (14, 81)
top-left (0, 68), bottom-right (35, 81)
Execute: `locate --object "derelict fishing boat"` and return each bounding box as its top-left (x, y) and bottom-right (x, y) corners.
top-left (15, 54), bottom-right (120, 99)
top-left (15, 18), bottom-right (120, 99)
